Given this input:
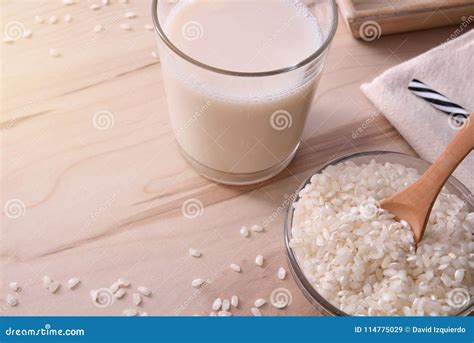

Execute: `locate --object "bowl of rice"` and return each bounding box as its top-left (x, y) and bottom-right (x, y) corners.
top-left (285, 151), bottom-right (473, 316)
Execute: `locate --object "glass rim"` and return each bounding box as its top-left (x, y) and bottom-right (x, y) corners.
top-left (151, 0), bottom-right (338, 77)
top-left (284, 150), bottom-right (474, 316)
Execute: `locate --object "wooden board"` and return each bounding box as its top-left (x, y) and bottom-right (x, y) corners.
top-left (0, 1), bottom-right (463, 316)
top-left (337, 0), bottom-right (474, 38)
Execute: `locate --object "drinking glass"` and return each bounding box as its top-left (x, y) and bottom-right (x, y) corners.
top-left (152, 0), bottom-right (338, 185)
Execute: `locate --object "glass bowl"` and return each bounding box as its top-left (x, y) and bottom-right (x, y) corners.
top-left (284, 151), bottom-right (473, 316)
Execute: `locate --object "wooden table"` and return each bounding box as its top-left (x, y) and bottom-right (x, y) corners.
top-left (0, 1), bottom-right (464, 316)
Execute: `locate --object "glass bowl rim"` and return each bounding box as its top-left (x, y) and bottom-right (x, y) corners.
top-left (151, 0), bottom-right (338, 77)
top-left (284, 150), bottom-right (474, 316)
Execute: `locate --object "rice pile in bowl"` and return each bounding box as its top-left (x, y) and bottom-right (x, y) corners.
top-left (289, 160), bottom-right (473, 316)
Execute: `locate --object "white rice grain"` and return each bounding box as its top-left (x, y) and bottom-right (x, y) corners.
top-left (211, 297), bottom-right (222, 311)
top-left (189, 248), bottom-right (201, 258)
top-left (240, 226), bottom-right (249, 237)
top-left (9, 282), bottom-right (19, 292)
top-left (118, 278), bottom-right (130, 287)
top-left (217, 310), bottom-right (232, 316)
top-left (289, 160), bottom-right (473, 316)
top-left (48, 281), bottom-right (60, 293)
top-left (277, 267), bottom-right (286, 280)
top-left (48, 48), bottom-right (60, 58)
top-left (120, 23), bottom-right (132, 31)
top-left (115, 288), bottom-right (126, 299)
top-left (133, 293), bottom-right (142, 306)
top-left (250, 307), bottom-right (262, 316)
top-left (137, 286), bottom-right (151, 297)
top-left (123, 309), bottom-right (137, 316)
top-left (231, 295), bottom-right (239, 308)
top-left (7, 294), bottom-right (18, 307)
top-left (110, 282), bottom-right (120, 293)
top-left (222, 299), bottom-right (230, 311)
top-left (191, 278), bottom-right (204, 287)
top-left (67, 277), bottom-right (80, 289)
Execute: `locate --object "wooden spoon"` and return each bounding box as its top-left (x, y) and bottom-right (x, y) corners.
top-left (380, 113), bottom-right (474, 244)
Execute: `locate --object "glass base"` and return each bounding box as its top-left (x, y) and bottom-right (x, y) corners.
top-left (177, 143), bottom-right (300, 185)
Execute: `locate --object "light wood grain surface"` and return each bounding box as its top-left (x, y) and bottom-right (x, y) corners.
top-left (0, 0), bottom-right (466, 316)
top-left (337, 0), bottom-right (474, 38)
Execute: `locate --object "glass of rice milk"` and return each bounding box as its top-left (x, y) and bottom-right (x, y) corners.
top-left (152, 0), bottom-right (337, 185)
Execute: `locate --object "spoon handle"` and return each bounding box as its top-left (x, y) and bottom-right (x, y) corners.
top-left (418, 115), bottom-right (474, 201)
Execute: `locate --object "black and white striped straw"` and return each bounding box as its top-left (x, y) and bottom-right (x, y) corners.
top-left (408, 79), bottom-right (470, 118)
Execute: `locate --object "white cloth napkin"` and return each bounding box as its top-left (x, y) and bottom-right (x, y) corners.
top-left (361, 30), bottom-right (474, 192)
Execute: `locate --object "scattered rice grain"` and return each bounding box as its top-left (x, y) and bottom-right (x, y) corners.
top-left (222, 299), bottom-right (230, 311)
top-left (189, 248), bottom-right (201, 258)
top-left (67, 277), bottom-right (80, 289)
top-left (9, 282), bottom-right (19, 292)
top-left (48, 281), bottom-right (60, 293)
top-left (254, 298), bottom-right (266, 308)
top-left (211, 297), bottom-right (222, 311)
top-left (277, 267), bottom-right (286, 280)
top-left (123, 309), bottom-right (138, 316)
top-left (250, 307), bottom-right (262, 316)
top-left (118, 278), bottom-right (130, 287)
top-left (115, 288), bottom-right (126, 299)
top-left (191, 278), bottom-right (204, 287)
top-left (43, 276), bottom-right (52, 288)
top-left (137, 286), bottom-right (151, 297)
top-left (231, 295), bottom-right (239, 308)
top-left (133, 293), bottom-right (142, 306)
top-left (230, 264), bottom-right (241, 273)
top-left (217, 310), bottom-right (232, 316)
top-left (7, 294), bottom-right (18, 307)
top-left (240, 226), bottom-right (249, 237)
